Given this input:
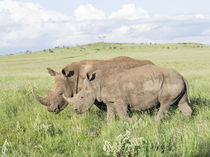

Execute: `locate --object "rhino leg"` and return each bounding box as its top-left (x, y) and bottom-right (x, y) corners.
top-left (177, 92), bottom-right (192, 116)
top-left (178, 103), bottom-right (192, 116)
top-left (157, 104), bottom-right (170, 120)
top-left (114, 102), bottom-right (129, 120)
top-left (107, 105), bottom-right (115, 121)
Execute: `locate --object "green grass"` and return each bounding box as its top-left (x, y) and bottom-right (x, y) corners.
top-left (0, 42), bottom-right (210, 156)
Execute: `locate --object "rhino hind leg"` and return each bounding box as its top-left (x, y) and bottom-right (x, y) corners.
top-left (178, 103), bottom-right (192, 116)
top-left (177, 92), bottom-right (192, 116)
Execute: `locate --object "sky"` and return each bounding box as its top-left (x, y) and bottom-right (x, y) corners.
top-left (0, 0), bottom-right (210, 54)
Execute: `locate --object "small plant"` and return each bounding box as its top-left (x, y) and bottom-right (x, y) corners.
top-left (1, 139), bottom-right (9, 157)
top-left (41, 122), bottom-right (55, 136)
top-left (103, 130), bottom-right (146, 157)
top-left (16, 121), bottom-right (25, 133)
top-left (34, 116), bottom-right (55, 137)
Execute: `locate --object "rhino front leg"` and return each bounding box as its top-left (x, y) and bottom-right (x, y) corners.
top-left (114, 102), bottom-right (129, 120)
top-left (107, 105), bottom-right (115, 121)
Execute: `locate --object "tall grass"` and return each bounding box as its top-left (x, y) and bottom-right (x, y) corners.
top-left (0, 43), bottom-right (210, 156)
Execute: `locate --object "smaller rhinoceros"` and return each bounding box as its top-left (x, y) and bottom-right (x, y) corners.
top-left (63, 65), bottom-right (192, 120)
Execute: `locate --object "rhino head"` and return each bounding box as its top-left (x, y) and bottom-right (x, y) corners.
top-left (33, 67), bottom-right (77, 113)
top-left (62, 72), bottom-right (98, 113)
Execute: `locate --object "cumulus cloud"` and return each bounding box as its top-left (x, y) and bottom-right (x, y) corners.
top-left (109, 4), bottom-right (149, 20)
top-left (74, 4), bottom-right (106, 21)
top-left (0, 1), bottom-right (210, 54)
top-left (0, 0), bottom-right (75, 53)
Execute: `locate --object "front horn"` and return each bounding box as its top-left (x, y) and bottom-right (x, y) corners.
top-left (32, 89), bottom-right (50, 106)
top-left (62, 94), bottom-right (74, 105)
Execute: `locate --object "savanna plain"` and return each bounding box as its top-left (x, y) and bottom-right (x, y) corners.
top-left (0, 43), bottom-right (210, 157)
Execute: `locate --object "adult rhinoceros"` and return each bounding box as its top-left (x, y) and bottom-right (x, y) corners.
top-left (33, 56), bottom-right (154, 113)
top-left (63, 65), bottom-right (192, 120)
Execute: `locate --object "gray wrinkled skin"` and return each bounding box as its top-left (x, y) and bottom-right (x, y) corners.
top-left (33, 68), bottom-right (73, 113)
top-left (63, 65), bottom-right (192, 120)
top-left (33, 56), bottom-right (154, 113)
top-left (68, 79), bottom-right (96, 113)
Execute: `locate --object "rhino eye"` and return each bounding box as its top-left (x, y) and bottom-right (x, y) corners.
top-left (81, 96), bottom-right (84, 99)
top-left (59, 92), bottom-right (62, 95)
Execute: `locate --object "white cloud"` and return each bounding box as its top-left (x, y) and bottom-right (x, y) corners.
top-left (195, 14), bottom-right (205, 19)
top-left (114, 26), bottom-right (130, 34)
top-left (0, 0), bottom-right (73, 52)
top-left (131, 24), bottom-right (155, 33)
top-left (0, 0), bottom-right (70, 24)
top-left (109, 4), bottom-right (149, 20)
top-left (74, 4), bottom-right (106, 21)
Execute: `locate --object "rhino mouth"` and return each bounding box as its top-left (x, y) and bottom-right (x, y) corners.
top-left (54, 106), bottom-right (61, 113)
top-left (48, 108), bottom-right (60, 113)
top-left (74, 110), bottom-right (83, 114)
top-left (48, 102), bottom-right (69, 113)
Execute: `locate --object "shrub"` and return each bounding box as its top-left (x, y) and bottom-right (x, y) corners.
top-left (103, 130), bottom-right (146, 157)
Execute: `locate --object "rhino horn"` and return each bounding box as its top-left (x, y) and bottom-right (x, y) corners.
top-left (32, 89), bottom-right (50, 106)
top-left (62, 94), bottom-right (73, 105)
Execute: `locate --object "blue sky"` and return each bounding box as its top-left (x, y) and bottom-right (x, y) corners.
top-left (0, 0), bottom-right (210, 54)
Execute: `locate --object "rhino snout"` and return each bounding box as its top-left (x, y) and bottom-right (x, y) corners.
top-left (54, 108), bottom-right (60, 113)
top-left (71, 105), bottom-right (80, 113)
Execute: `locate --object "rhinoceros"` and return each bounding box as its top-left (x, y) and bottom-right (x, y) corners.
top-left (63, 65), bottom-right (192, 120)
top-left (33, 56), bottom-right (154, 113)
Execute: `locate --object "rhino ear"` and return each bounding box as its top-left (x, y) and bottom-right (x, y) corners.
top-left (86, 72), bottom-right (96, 81)
top-left (86, 72), bottom-right (91, 80)
top-left (47, 68), bottom-right (58, 76)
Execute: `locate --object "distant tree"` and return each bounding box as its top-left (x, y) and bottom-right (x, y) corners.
top-left (98, 34), bottom-right (106, 42)
top-left (49, 49), bottom-right (54, 53)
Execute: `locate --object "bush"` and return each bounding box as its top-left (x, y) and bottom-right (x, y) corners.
top-left (103, 130), bottom-right (146, 157)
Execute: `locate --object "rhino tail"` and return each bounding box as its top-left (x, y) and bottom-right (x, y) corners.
top-left (183, 78), bottom-right (191, 104)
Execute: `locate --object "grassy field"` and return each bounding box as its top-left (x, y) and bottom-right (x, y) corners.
top-left (0, 42), bottom-right (210, 156)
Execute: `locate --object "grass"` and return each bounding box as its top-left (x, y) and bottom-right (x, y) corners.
top-left (0, 42), bottom-right (210, 156)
